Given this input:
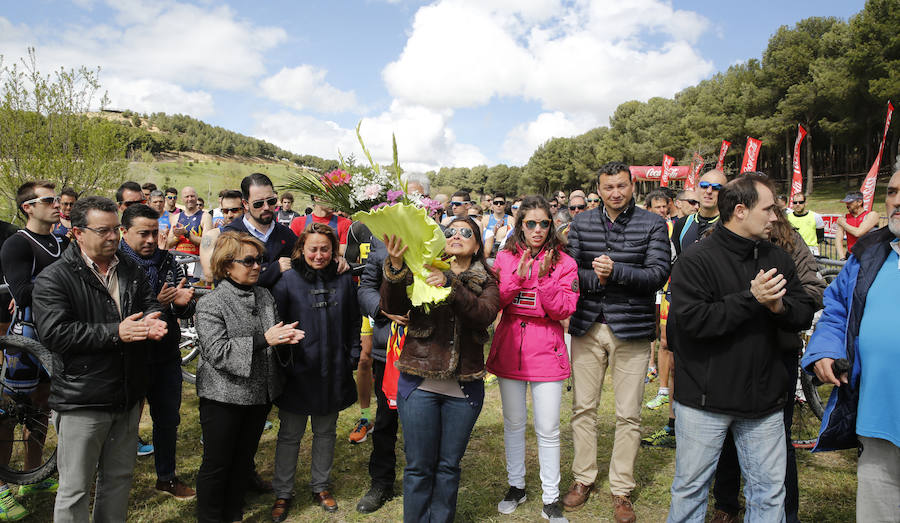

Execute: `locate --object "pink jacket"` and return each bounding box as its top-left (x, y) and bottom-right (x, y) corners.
top-left (486, 248), bottom-right (579, 382)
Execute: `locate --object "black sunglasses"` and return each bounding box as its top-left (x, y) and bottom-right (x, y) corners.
top-left (449, 201), bottom-right (467, 207)
top-left (587, 198), bottom-right (600, 203)
top-left (250, 197), bottom-right (278, 209)
top-left (222, 207), bottom-right (243, 214)
top-left (444, 227), bottom-right (474, 239)
top-left (699, 181), bottom-right (723, 191)
top-left (231, 255), bottom-right (264, 267)
top-left (121, 199), bottom-right (146, 207)
top-left (492, 200), bottom-right (506, 206)
top-left (569, 204), bottom-right (586, 211)
top-left (524, 219), bottom-right (551, 230)
top-left (792, 200), bottom-right (805, 205)
top-left (679, 198), bottom-right (699, 206)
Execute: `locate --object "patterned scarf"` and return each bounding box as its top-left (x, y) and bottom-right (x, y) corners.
top-left (119, 240), bottom-right (167, 293)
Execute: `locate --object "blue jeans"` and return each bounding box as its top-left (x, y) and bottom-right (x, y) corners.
top-left (397, 388), bottom-right (481, 523)
top-left (667, 402), bottom-right (786, 523)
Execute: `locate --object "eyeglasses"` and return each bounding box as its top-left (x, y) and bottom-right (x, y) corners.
top-left (549, 202), bottom-right (558, 207)
top-left (22, 196), bottom-right (60, 206)
top-left (230, 255), bottom-right (264, 267)
top-left (443, 227), bottom-right (474, 239)
top-left (524, 220), bottom-right (551, 230)
top-left (81, 225), bottom-right (120, 238)
top-left (492, 200), bottom-right (505, 206)
top-left (587, 198), bottom-right (600, 203)
top-left (679, 198), bottom-right (699, 206)
top-left (121, 199), bottom-right (146, 207)
top-left (569, 204), bottom-right (586, 211)
top-left (222, 207), bottom-right (243, 214)
top-left (699, 181), bottom-right (723, 191)
top-left (792, 200), bottom-right (805, 205)
top-left (449, 201), bottom-right (467, 207)
top-left (249, 197), bottom-right (278, 209)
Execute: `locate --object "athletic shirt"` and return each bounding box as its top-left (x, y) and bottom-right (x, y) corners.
top-left (674, 212), bottom-right (720, 255)
top-left (174, 210), bottom-right (204, 255)
top-left (844, 210), bottom-right (870, 251)
top-left (787, 211), bottom-right (819, 247)
top-left (52, 221), bottom-right (70, 238)
top-left (0, 230), bottom-right (69, 309)
top-left (290, 213), bottom-right (351, 244)
top-left (276, 209), bottom-right (299, 227)
top-left (485, 213), bottom-right (510, 231)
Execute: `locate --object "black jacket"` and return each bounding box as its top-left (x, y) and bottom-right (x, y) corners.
top-left (271, 258), bottom-right (360, 416)
top-left (668, 226), bottom-right (816, 417)
top-left (141, 248), bottom-right (196, 364)
top-left (32, 245), bottom-right (162, 412)
top-left (223, 218), bottom-right (297, 289)
top-left (567, 200), bottom-right (671, 339)
top-left (358, 239), bottom-right (392, 360)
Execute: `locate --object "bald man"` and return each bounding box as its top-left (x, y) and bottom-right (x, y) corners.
top-left (167, 186), bottom-right (203, 257)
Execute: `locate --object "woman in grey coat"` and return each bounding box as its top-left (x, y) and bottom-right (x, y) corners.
top-left (194, 231), bottom-right (304, 523)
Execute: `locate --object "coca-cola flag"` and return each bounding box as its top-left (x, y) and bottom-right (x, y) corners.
top-left (715, 140), bottom-right (730, 170)
top-left (861, 101), bottom-right (893, 212)
top-left (789, 125), bottom-right (807, 208)
top-left (686, 153), bottom-right (704, 191)
top-left (740, 137), bottom-right (762, 173)
top-left (661, 155), bottom-right (674, 187)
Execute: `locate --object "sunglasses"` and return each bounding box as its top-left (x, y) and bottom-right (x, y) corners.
top-left (679, 198), bottom-right (699, 206)
top-left (792, 200), bottom-right (805, 205)
top-left (444, 227), bottom-right (474, 239)
top-left (699, 181), bottom-right (723, 191)
top-left (23, 196), bottom-right (60, 206)
top-left (165, 195), bottom-right (177, 200)
top-left (121, 199), bottom-right (146, 207)
top-left (449, 201), bottom-right (467, 207)
top-left (587, 198), bottom-right (600, 203)
top-left (492, 200), bottom-right (506, 206)
top-left (222, 206), bottom-right (243, 214)
top-left (231, 255), bottom-right (264, 267)
top-left (524, 219), bottom-right (551, 230)
top-left (250, 197), bottom-right (278, 209)
top-left (569, 204), bottom-right (586, 211)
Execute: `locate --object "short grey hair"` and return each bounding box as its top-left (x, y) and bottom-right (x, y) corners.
top-left (403, 172), bottom-right (431, 196)
top-left (148, 189), bottom-right (164, 199)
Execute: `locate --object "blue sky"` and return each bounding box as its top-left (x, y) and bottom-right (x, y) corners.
top-left (0, 0), bottom-right (866, 171)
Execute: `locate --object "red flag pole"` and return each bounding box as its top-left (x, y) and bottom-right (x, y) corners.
top-left (860, 101), bottom-right (894, 212)
top-left (739, 137), bottom-right (762, 173)
top-left (789, 125), bottom-right (807, 208)
top-left (715, 140), bottom-right (730, 170)
top-left (661, 155), bottom-right (674, 187)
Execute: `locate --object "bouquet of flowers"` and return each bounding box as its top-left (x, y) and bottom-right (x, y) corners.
top-left (283, 122), bottom-right (451, 307)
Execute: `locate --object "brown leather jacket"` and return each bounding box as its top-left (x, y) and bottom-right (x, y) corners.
top-left (380, 259), bottom-right (500, 381)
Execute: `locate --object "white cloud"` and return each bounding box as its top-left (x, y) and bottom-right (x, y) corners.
top-left (103, 77), bottom-right (215, 117)
top-left (500, 111), bottom-right (599, 165)
top-left (253, 101), bottom-right (488, 172)
top-left (260, 66), bottom-right (358, 113)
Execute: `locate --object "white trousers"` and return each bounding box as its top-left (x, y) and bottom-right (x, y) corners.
top-left (498, 377), bottom-right (564, 504)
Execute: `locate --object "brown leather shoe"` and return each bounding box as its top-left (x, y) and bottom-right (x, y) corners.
top-left (710, 508), bottom-right (739, 523)
top-left (271, 498), bottom-right (291, 523)
top-left (562, 482), bottom-right (594, 511)
top-left (313, 490), bottom-right (338, 512)
top-left (612, 494), bottom-right (636, 523)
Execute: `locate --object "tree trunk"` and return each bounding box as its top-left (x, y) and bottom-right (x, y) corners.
top-left (805, 127), bottom-right (814, 194)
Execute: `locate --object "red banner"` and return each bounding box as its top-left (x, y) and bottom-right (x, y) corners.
top-left (861, 101), bottom-right (893, 211)
top-left (715, 140), bottom-right (730, 170)
top-left (740, 136), bottom-right (762, 173)
top-left (629, 166), bottom-right (690, 181)
top-left (661, 155), bottom-right (674, 187)
top-left (789, 124), bottom-right (807, 208)
top-left (686, 152), bottom-right (704, 191)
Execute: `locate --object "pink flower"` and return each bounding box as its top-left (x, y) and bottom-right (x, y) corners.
top-left (363, 184), bottom-right (382, 199)
top-left (323, 169), bottom-right (351, 186)
top-left (387, 190), bottom-right (404, 202)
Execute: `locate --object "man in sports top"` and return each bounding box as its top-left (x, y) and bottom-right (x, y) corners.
top-left (167, 186), bottom-right (203, 257)
top-left (835, 191), bottom-right (880, 260)
top-left (289, 196), bottom-right (351, 254)
top-left (52, 187), bottom-right (78, 239)
top-left (786, 193), bottom-right (825, 255)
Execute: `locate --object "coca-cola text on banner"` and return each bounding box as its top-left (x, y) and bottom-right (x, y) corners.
top-left (740, 137), bottom-right (762, 173)
top-left (715, 140), bottom-right (730, 170)
top-left (789, 125), bottom-right (807, 208)
top-left (860, 101), bottom-right (893, 212)
top-left (661, 155), bottom-right (674, 187)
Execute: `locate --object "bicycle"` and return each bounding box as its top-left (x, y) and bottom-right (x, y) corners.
top-left (0, 335), bottom-right (57, 485)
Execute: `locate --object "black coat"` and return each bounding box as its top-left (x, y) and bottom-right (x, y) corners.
top-left (357, 239), bottom-right (392, 360)
top-left (271, 258), bottom-right (360, 416)
top-left (668, 226), bottom-right (817, 418)
top-left (223, 218), bottom-right (297, 289)
top-left (32, 245), bottom-right (162, 412)
top-left (567, 199), bottom-right (671, 339)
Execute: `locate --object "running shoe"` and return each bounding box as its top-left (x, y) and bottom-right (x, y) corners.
top-left (0, 489), bottom-right (27, 521)
top-left (137, 437), bottom-right (154, 457)
top-left (542, 499), bottom-right (569, 522)
top-left (497, 486), bottom-right (527, 514)
top-left (349, 418), bottom-right (373, 444)
top-left (645, 366), bottom-right (658, 383)
top-left (18, 477), bottom-right (58, 495)
top-left (641, 425), bottom-right (676, 448)
top-left (645, 393), bottom-right (669, 410)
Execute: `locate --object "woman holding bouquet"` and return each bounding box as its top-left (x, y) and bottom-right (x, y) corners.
top-left (485, 196), bottom-right (579, 522)
top-left (269, 223), bottom-right (360, 520)
top-left (381, 216), bottom-right (500, 523)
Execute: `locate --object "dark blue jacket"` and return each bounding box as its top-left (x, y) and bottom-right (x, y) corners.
top-left (358, 239), bottom-right (392, 361)
top-left (223, 218), bottom-right (297, 289)
top-left (567, 199), bottom-right (671, 339)
top-left (801, 227), bottom-right (896, 451)
top-left (271, 258), bottom-right (360, 416)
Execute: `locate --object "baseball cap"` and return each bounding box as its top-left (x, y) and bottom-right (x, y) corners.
top-left (840, 191), bottom-right (863, 203)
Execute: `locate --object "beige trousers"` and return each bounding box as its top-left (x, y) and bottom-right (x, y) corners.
top-left (570, 322), bottom-right (650, 495)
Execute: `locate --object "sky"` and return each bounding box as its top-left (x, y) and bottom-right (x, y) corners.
top-left (0, 0), bottom-right (867, 172)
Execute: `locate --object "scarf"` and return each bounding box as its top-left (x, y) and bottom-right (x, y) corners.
top-left (119, 240), bottom-right (167, 293)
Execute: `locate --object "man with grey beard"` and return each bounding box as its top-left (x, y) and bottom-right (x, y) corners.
top-left (801, 169), bottom-right (900, 522)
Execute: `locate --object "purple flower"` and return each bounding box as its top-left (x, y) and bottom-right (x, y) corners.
top-left (387, 190), bottom-right (404, 202)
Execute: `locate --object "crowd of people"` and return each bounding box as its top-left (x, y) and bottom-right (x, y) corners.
top-left (0, 162), bottom-right (896, 523)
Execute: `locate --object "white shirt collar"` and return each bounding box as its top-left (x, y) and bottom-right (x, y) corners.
top-left (242, 215), bottom-right (275, 242)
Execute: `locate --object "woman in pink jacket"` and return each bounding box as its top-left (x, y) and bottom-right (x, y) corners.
top-left (486, 195), bottom-right (579, 522)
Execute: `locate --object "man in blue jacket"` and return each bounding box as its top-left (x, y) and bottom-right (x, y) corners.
top-left (802, 169), bottom-right (900, 522)
top-left (562, 161), bottom-right (671, 522)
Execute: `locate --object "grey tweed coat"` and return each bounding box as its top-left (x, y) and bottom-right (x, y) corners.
top-left (195, 279), bottom-right (284, 405)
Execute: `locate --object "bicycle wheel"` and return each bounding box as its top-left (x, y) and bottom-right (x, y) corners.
top-left (0, 335), bottom-right (58, 485)
top-left (180, 327), bottom-right (199, 384)
top-left (799, 370), bottom-right (825, 420)
top-left (790, 396), bottom-right (821, 449)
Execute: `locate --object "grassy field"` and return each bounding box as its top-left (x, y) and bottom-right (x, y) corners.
top-left (14, 370), bottom-right (856, 522)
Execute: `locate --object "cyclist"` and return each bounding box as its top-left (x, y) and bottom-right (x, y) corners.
top-left (786, 193), bottom-right (825, 255)
top-left (345, 219), bottom-right (375, 444)
top-left (52, 187), bottom-right (78, 239)
top-left (167, 186), bottom-right (204, 259)
top-left (835, 191), bottom-right (880, 260)
top-left (199, 190), bottom-right (244, 284)
top-left (0, 181), bottom-right (69, 519)
top-left (289, 196), bottom-right (351, 255)
top-left (275, 192), bottom-right (299, 227)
